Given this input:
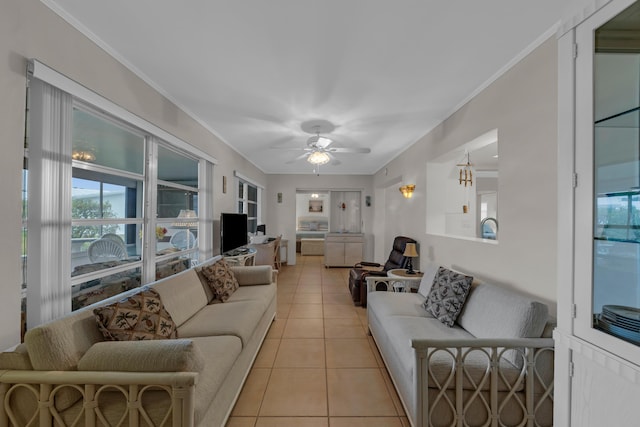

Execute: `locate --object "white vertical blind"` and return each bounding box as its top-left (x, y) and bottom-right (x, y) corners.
top-left (27, 79), bottom-right (73, 328)
top-left (198, 161), bottom-right (215, 261)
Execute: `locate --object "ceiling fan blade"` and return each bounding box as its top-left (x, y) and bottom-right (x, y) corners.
top-left (285, 153), bottom-right (310, 164)
top-left (327, 152), bottom-right (341, 166)
top-left (327, 147), bottom-right (371, 154)
top-left (307, 135), bottom-right (334, 149)
top-left (316, 136), bottom-right (333, 149)
top-left (270, 147), bottom-right (312, 152)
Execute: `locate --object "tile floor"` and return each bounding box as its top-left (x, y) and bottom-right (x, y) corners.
top-left (225, 255), bottom-right (410, 427)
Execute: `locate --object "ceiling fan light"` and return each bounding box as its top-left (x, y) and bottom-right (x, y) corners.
top-left (307, 150), bottom-right (330, 165)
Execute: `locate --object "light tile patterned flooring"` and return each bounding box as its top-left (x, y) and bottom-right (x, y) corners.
top-left (225, 255), bottom-right (410, 427)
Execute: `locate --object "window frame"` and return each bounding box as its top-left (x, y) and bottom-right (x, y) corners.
top-left (24, 61), bottom-right (217, 325)
top-left (236, 176), bottom-right (262, 234)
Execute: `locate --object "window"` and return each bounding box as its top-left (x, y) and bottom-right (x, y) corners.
top-left (68, 106), bottom-right (146, 310)
top-left (24, 64), bottom-right (215, 327)
top-left (596, 191), bottom-right (640, 242)
top-left (237, 178), bottom-right (260, 233)
top-left (156, 145), bottom-right (200, 269)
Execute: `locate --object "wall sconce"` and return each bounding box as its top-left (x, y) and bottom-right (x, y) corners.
top-left (457, 152), bottom-right (473, 187)
top-left (399, 184), bottom-right (415, 199)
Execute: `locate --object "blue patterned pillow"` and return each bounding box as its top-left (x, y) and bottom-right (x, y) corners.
top-left (423, 267), bottom-right (473, 327)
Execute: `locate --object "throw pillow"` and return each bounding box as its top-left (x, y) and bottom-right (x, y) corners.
top-left (417, 263), bottom-right (441, 297)
top-left (93, 287), bottom-right (178, 341)
top-left (78, 339), bottom-right (204, 373)
top-left (197, 259), bottom-right (239, 302)
top-left (423, 267), bottom-right (473, 327)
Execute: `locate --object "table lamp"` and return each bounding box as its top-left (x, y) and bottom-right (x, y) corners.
top-left (403, 243), bottom-right (418, 275)
top-left (172, 209), bottom-right (198, 228)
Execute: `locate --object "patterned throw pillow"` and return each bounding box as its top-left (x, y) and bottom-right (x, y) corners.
top-left (94, 288), bottom-right (178, 341)
top-left (196, 259), bottom-right (239, 302)
top-left (423, 267), bottom-right (473, 327)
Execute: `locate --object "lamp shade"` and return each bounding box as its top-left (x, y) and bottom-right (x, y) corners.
top-left (403, 242), bottom-right (418, 258)
top-left (172, 209), bottom-right (198, 228)
top-left (307, 150), bottom-right (330, 165)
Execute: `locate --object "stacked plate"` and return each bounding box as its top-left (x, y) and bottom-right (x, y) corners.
top-left (596, 305), bottom-right (640, 344)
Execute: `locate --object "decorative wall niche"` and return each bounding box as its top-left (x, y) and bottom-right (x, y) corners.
top-left (426, 129), bottom-right (499, 241)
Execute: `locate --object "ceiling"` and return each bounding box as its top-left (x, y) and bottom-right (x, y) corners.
top-left (45, 0), bottom-right (580, 175)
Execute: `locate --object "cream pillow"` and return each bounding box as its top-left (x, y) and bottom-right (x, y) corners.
top-left (78, 339), bottom-right (204, 372)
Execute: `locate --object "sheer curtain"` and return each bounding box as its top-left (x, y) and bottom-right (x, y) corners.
top-left (26, 78), bottom-right (72, 328)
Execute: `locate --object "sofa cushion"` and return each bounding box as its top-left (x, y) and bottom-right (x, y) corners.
top-left (77, 339), bottom-right (204, 372)
top-left (456, 281), bottom-right (549, 368)
top-left (24, 310), bottom-right (104, 413)
top-left (178, 300), bottom-right (266, 346)
top-left (230, 265), bottom-right (273, 286)
top-left (196, 259), bottom-right (239, 302)
top-left (423, 267), bottom-right (473, 327)
top-left (225, 282), bottom-right (277, 313)
top-left (376, 316), bottom-right (522, 392)
top-left (457, 282), bottom-right (548, 340)
top-left (0, 344), bottom-right (33, 370)
top-left (25, 309), bottom-right (103, 371)
top-left (64, 336), bottom-right (242, 426)
top-left (153, 269), bottom-right (208, 326)
top-left (367, 292), bottom-right (432, 319)
top-left (93, 288), bottom-right (178, 341)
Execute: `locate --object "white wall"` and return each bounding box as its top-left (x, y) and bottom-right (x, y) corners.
top-left (373, 36), bottom-right (559, 313)
top-left (0, 0), bottom-right (266, 349)
top-left (266, 174), bottom-right (374, 265)
top-left (296, 193), bottom-right (329, 222)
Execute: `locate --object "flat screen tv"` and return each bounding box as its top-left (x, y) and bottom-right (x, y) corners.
top-left (220, 213), bottom-right (248, 253)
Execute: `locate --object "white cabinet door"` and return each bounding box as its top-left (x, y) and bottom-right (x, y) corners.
top-left (573, 0), bottom-right (640, 367)
top-left (344, 242), bottom-right (363, 266)
top-left (324, 241), bottom-right (345, 266)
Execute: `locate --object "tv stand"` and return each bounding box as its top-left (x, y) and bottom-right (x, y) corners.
top-left (222, 247), bottom-right (256, 266)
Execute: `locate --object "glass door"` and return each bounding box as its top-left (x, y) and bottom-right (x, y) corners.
top-left (574, 0), bottom-right (640, 365)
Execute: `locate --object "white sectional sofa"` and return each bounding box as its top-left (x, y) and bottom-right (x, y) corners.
top-left (367, 265), bottom-right (555, 427)
top-left (0, 256), bottom-right (276, 427)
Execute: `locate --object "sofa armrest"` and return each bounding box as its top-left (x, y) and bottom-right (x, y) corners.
top-left (355, 261), bottom-right (382, 268)
top-left (230, 265), bottom-right (274, 286)
top-left (0, 370), bottom-right (197, 426)
top-left (77, 339), bottom-right (204, 373)
top-left (410, 337), bottom-right (554, 350)
top-left (409, 336), bottom-right (554, 426)
top-left (0, 369), bottom-right (198, 387)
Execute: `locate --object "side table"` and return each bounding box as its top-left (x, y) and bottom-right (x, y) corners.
top-left (366, 269), bottom-right (424, 294)
top-left (387, 269), bottom-right (424, 292)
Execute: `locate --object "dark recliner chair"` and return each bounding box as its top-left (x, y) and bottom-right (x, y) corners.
top-left (348, 236), bottom-right (417, 307)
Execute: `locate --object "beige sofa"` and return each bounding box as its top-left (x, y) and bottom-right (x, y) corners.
top-left (0, 256), bottom-right (277, 427)
top-left (366, 265), bottom-right (555, 427)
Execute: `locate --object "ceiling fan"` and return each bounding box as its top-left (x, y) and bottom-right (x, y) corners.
top-left (274, 119), bottom-right (371, 167)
